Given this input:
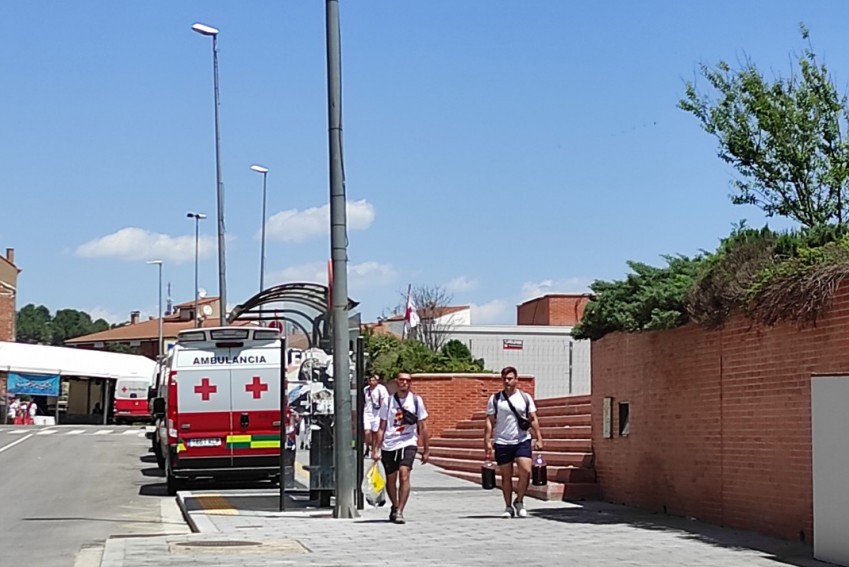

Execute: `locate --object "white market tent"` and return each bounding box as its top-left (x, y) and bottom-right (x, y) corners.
top-left (0, 341), bottom-right (155, 380)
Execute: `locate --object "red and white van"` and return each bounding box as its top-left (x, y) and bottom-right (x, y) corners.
top-left (153, 326), bottom-right (286, 495)
top-left (114, 376), bottom-right (153, 424)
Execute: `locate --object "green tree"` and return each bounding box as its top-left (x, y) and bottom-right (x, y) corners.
top-left (15, 304), bottom-right (52, 344)
top-left (16, 305), bottom-right (109, 345)
top-left (679, 25), bottom-right (849, 227)
top-left (571, 255), bottom-right (705, 341)
top-left (363, 331), bottom-right (485, 380)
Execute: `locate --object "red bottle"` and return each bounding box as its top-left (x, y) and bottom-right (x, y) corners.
top-left (531, 453), bottom-right (547, 486)
top-left (481, 455), bottom-right (496, 490)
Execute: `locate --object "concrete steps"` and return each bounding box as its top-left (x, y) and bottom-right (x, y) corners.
top-left (428, 394), bottom-right (600, 502)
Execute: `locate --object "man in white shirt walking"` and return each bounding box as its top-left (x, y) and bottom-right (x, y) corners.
top-left (371, 372), bottom-right (430, 524)
top-left (363, 374), bottom-right (388, 455)
top-left (484, 366), bottom-right (543, 518)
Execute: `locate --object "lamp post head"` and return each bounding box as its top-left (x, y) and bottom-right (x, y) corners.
top-left (146, 260), bottom-right (163, 266)
top-left (187, 212), bottom-right (207, 220)
top-left (191, 23), bottom-right (219, 36)
top-left (250, 164), bottom-right (269, 174)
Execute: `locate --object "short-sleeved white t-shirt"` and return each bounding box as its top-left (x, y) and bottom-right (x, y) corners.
top-left (486, 390), bottom-right (537, 446)
top-left (363, 384), bottom-right (389, 418)
top-left (378, 392), bottom-right (428, 452)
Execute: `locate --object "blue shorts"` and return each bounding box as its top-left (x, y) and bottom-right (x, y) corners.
top-left (493, 439), bottom-right (532, 465)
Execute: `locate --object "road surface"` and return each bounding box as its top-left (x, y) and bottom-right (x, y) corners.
top-left (0, 425), bottom-right (187, 567)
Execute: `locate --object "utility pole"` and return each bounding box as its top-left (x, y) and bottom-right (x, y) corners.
top-left (326, 0), bottom-right (355, 519)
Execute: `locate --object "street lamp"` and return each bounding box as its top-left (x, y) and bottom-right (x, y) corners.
top-left (250, 164), bottom-right (269, 294)
top-left (192, 22), bottom-right (227, 326)
top-left (187, 212), bottom-right (207, 328)
top-left (146, 260), bottom-right (163, 357)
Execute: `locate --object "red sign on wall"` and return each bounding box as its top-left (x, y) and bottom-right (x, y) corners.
top-left (503, 339), bottom-right (523, 350)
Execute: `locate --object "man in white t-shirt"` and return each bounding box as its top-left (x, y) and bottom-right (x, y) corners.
top-left (371, 372), bottom-right (429, 524)
top-left (483, 366), bottom-right (543, 518)
top-left (363, 374), bottom-right (388, 455)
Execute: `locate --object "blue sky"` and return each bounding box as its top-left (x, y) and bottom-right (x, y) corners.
top-left (2, 1), bottom-right (845, 326)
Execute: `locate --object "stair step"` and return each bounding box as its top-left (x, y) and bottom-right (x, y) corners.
top-left (427, 456), bottom-right (595, 483)
top-left (430, 437), bottom-right (592, 452)
top-left (441, 470), bottom-right (564, 501)
top-left (439, 469), bottom-right (600, 502)
top-left (470, 403), bottom-right (592, 420)
top-left (442, 425), bottom-right (593, 440)
top-left (429, 447), bottom-right (592, 467)
top-left (536, 395), bottom-right (591, 408)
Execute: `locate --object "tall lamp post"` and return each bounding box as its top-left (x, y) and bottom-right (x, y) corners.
top-left (146, 260), bottom-right (163, 357)
top-left (187, 212), bottom-right (207, 328)
top-left (250, 164), bottom-right (269, 294)
top-left (192, 22), bottom-right (227, 325)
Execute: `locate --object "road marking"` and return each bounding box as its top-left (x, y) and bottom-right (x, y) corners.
top-left (8, 429), bottom-right (31, 435)
top-left (93, 429), bottom-right (113, 435)
top-left (36, 429), bottom-right (58, 435)
top-left (122, 429), bottom-right (141, 435)
top-left (67, 429), bottom-right (85, 435)
top-left (0, 433), bottom-right (33, 453)
top-left (194, 493), bottom-right (239, 515)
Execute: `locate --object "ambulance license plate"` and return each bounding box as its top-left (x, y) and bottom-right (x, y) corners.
top-left (187, 438), bottom-right (222, 448)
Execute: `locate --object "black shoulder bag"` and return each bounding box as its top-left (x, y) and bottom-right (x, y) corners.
top-left (500, 391), bottom-right (532, 431)
top-left (395, 393), bottom-right (420, 425)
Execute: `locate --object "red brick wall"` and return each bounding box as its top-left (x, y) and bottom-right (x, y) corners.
top-left (0, 293), bottom-right (14, 341)
top-left (592, 284), bottom-right (849, 542)
top-left (517, 295), bottom-right (589, 326)
top-left (404, 373), bottom-right (535, 439)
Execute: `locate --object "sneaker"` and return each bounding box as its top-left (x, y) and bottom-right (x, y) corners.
top-left (500, 505), bottom-right (515, 519)
top-left (394, 512), bottom-right (406, 524)
top-left (514, 500), bottom-right (527, 518)
top-left (388, 506), bottom-right (397, 522)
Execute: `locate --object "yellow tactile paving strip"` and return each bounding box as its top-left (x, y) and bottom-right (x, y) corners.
top-left (194, 493), bottom-right (238, 515)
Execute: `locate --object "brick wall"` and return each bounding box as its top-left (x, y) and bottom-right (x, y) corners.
top-left (517, 294), bottom-right (589, 326)
top-left (0, 292), bottom-right (14, 341)
top-left (591, 284), bottom-right (849, 542)
top-left (404, 373), bottom-right (535, 439)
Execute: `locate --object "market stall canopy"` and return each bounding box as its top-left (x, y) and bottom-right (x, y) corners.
top-left (0, 341), bottom-right (155, 380)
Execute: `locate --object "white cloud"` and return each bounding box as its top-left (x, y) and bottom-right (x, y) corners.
top-left (264, 199), bottom-right (375, 243)
top-left (270, 260), bottom-right (395, 290)
top-left (472, 299), bottom-right (511, 324)
top-left (520, 277), bottom-right (593, 301)
top-left (445, 275), bottom-right (478, 293)
top-left (75, 227), bottom-right (215, 264)
top-left (88, 306), bottom-right (122, 324)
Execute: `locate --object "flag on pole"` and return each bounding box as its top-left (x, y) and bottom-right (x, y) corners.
top-left (404, 287), bottom-right (420, 333)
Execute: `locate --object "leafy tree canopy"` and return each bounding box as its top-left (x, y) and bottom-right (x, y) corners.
top-left (362, 331), bottom-right (486, 381)
top-left (15, 304), bottom-right (109, 345)
top-left (679, 25), bottom-right (849, 227)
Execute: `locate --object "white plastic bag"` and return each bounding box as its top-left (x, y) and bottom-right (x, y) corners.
top-left (362, 461), bottom-right (387, 507)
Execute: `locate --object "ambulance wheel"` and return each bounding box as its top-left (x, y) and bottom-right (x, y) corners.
top-left (166, 468), bottom-right (181, 496)
top-left (154, 443), bottom-right (165, 470)
top-left (165, 455), bottom-right (182, 496)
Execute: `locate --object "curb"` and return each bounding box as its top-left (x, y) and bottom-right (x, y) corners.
top-left (175, 491), bottom-right (220, 533)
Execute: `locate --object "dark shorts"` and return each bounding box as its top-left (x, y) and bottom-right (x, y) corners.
top-left (381, 446), bottom-right (417, 476)
top-left (494, 439), bottom-right (532, 465)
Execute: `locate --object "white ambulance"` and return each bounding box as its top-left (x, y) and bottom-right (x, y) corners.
top-left (152, 326), bottom-right (287, 495)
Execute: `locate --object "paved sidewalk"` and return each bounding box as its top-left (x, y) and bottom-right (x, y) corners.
top-left (101, 463), bottom-right (829, 567)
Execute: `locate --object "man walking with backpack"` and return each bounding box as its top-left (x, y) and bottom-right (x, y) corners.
top-left (484, 366), bottom-right (543, 518)
top-left (371, 372), bottom-right (430, 524)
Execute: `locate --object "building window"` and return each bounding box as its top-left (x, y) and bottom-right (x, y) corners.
top-left (618, 401), bottom-right (630, 437)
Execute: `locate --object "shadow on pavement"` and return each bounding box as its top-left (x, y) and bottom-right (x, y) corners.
top-left (532, 503), bottom-right (826, 567)
top-left (139, 455), bottom-right (157, 464)
top-left (139, 482), bottom-right (168, 497)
